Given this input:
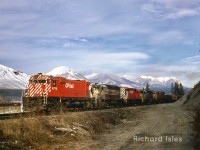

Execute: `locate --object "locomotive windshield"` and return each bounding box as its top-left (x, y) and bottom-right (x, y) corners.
top-left (38, 80), bottom-right (46, 83)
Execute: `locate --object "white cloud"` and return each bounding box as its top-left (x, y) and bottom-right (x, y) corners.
top-left (141, 64), bottom-right (200, 87)
top-left (74, 38), bottom-right (88, 43)
top-left (76, 51), bottom-right (150, 68)
top-left (182, 55), bottom-right (200, 65)
top-left (150, 0), bottom-right (200, 8)
top-left (164, 8), bottom-right (199, 19)
top-left (142, 0), bottom-right (200, 20)
top-left (144, 64), bottom-right (198, 74)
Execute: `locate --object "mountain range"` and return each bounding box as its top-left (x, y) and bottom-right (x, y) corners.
top-left (0, 64), bottom-right (188, 93)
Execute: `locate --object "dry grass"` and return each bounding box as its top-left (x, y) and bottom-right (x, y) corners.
top-left (0, 108), bottom-right (135, 149)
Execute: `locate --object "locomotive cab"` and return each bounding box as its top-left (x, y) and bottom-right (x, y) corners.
top-left (25, 73), bottom-right (52, 97)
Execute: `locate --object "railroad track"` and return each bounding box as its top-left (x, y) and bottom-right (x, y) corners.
top-left (0, 102), bottom-right (172, 120)
top-left (0, 106), bottom-right (121, 120)
top-left (0, 112), bottom-right (29, 120)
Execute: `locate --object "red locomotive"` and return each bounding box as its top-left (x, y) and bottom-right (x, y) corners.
top-left (24, 73), bottom-right (93, 112)
top-left (26, 73), bottom-right (91, 98)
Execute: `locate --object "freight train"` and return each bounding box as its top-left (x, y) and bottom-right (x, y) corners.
top-left (23, 73), bottom-right (178, 112)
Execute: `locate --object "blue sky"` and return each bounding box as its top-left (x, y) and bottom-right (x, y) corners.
top-left (0, 0), bottom-right (200, 87)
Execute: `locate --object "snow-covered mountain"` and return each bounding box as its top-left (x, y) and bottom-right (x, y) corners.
top-left (85, 72), bottom-right (142, 88)
top-left (123, 75), bottom-right (177, 87)
top-left (0, 64), bottom-right (29, 89)
top-left (84, 72), bottom-right (183, 93)
top-left (46, 66), bottom-right (87, 80)
top-left (122, 75), bottom-right (179, 93)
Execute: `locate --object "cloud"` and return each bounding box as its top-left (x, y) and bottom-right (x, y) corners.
top-left (0, 0), bottom-right (199, 87)
top-left (141, 0), bottom-right (200, 20)
top-left (75, 38), bottom-right (88, 43)
top-left (143, 64), bottom-right (198, 74)
top-left (60, 51), bottom-right (150, 72)
top-left (164, 8), bottom-right (199, 19)
top-left (0, 0), bottom-right (29, 9)
top-left (185, 72), bottom-right (200, 80)
top-left (182, 55), bottom-right (200, 65)
top-left (150, 0), bottom-right (200, 8)
top-left (85, 51), bottom-right (150, 66)
top-left (129, 63), bottom-right (200, 87)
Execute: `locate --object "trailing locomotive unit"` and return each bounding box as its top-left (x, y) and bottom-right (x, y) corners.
top-left (23, 73), bottom-right (94, 112)
top-left (120, 87), bottom-right (142, 105)
top-left (140, 90), bottom-right (154, 104)
top-left (152, 91), bottom-right (165, 103)
top-left (90, 83), bottom-right (123, 107)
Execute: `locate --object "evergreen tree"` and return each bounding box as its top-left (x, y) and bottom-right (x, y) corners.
top-left (172, 81), bottom-right (184, 96)
top-left (179, 83), bottom-right (184, 96)
top-left (174, 82), bottom-right (179, 95)
top-left (145, 83), bottom-right (150, 91)
top-left (171, 82), bottom-right (174, 94)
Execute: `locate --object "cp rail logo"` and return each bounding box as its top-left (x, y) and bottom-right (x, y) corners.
top-left (65, 83), bottom-right (74, 88)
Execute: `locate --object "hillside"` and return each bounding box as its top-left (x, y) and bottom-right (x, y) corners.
top-left (176, 81), bottom-right (200, 110)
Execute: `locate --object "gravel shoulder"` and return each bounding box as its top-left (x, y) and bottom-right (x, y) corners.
top-left (68, 103), bottom-right (194, 150)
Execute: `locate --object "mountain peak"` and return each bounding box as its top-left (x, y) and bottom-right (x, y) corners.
top-left (46, 66), bottom-right (87, 80)
top-left (46, 66), bottom-right (74, 75)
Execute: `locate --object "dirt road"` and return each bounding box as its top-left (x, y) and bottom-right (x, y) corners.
top-left (69, 103), bottom-right (194, 150)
